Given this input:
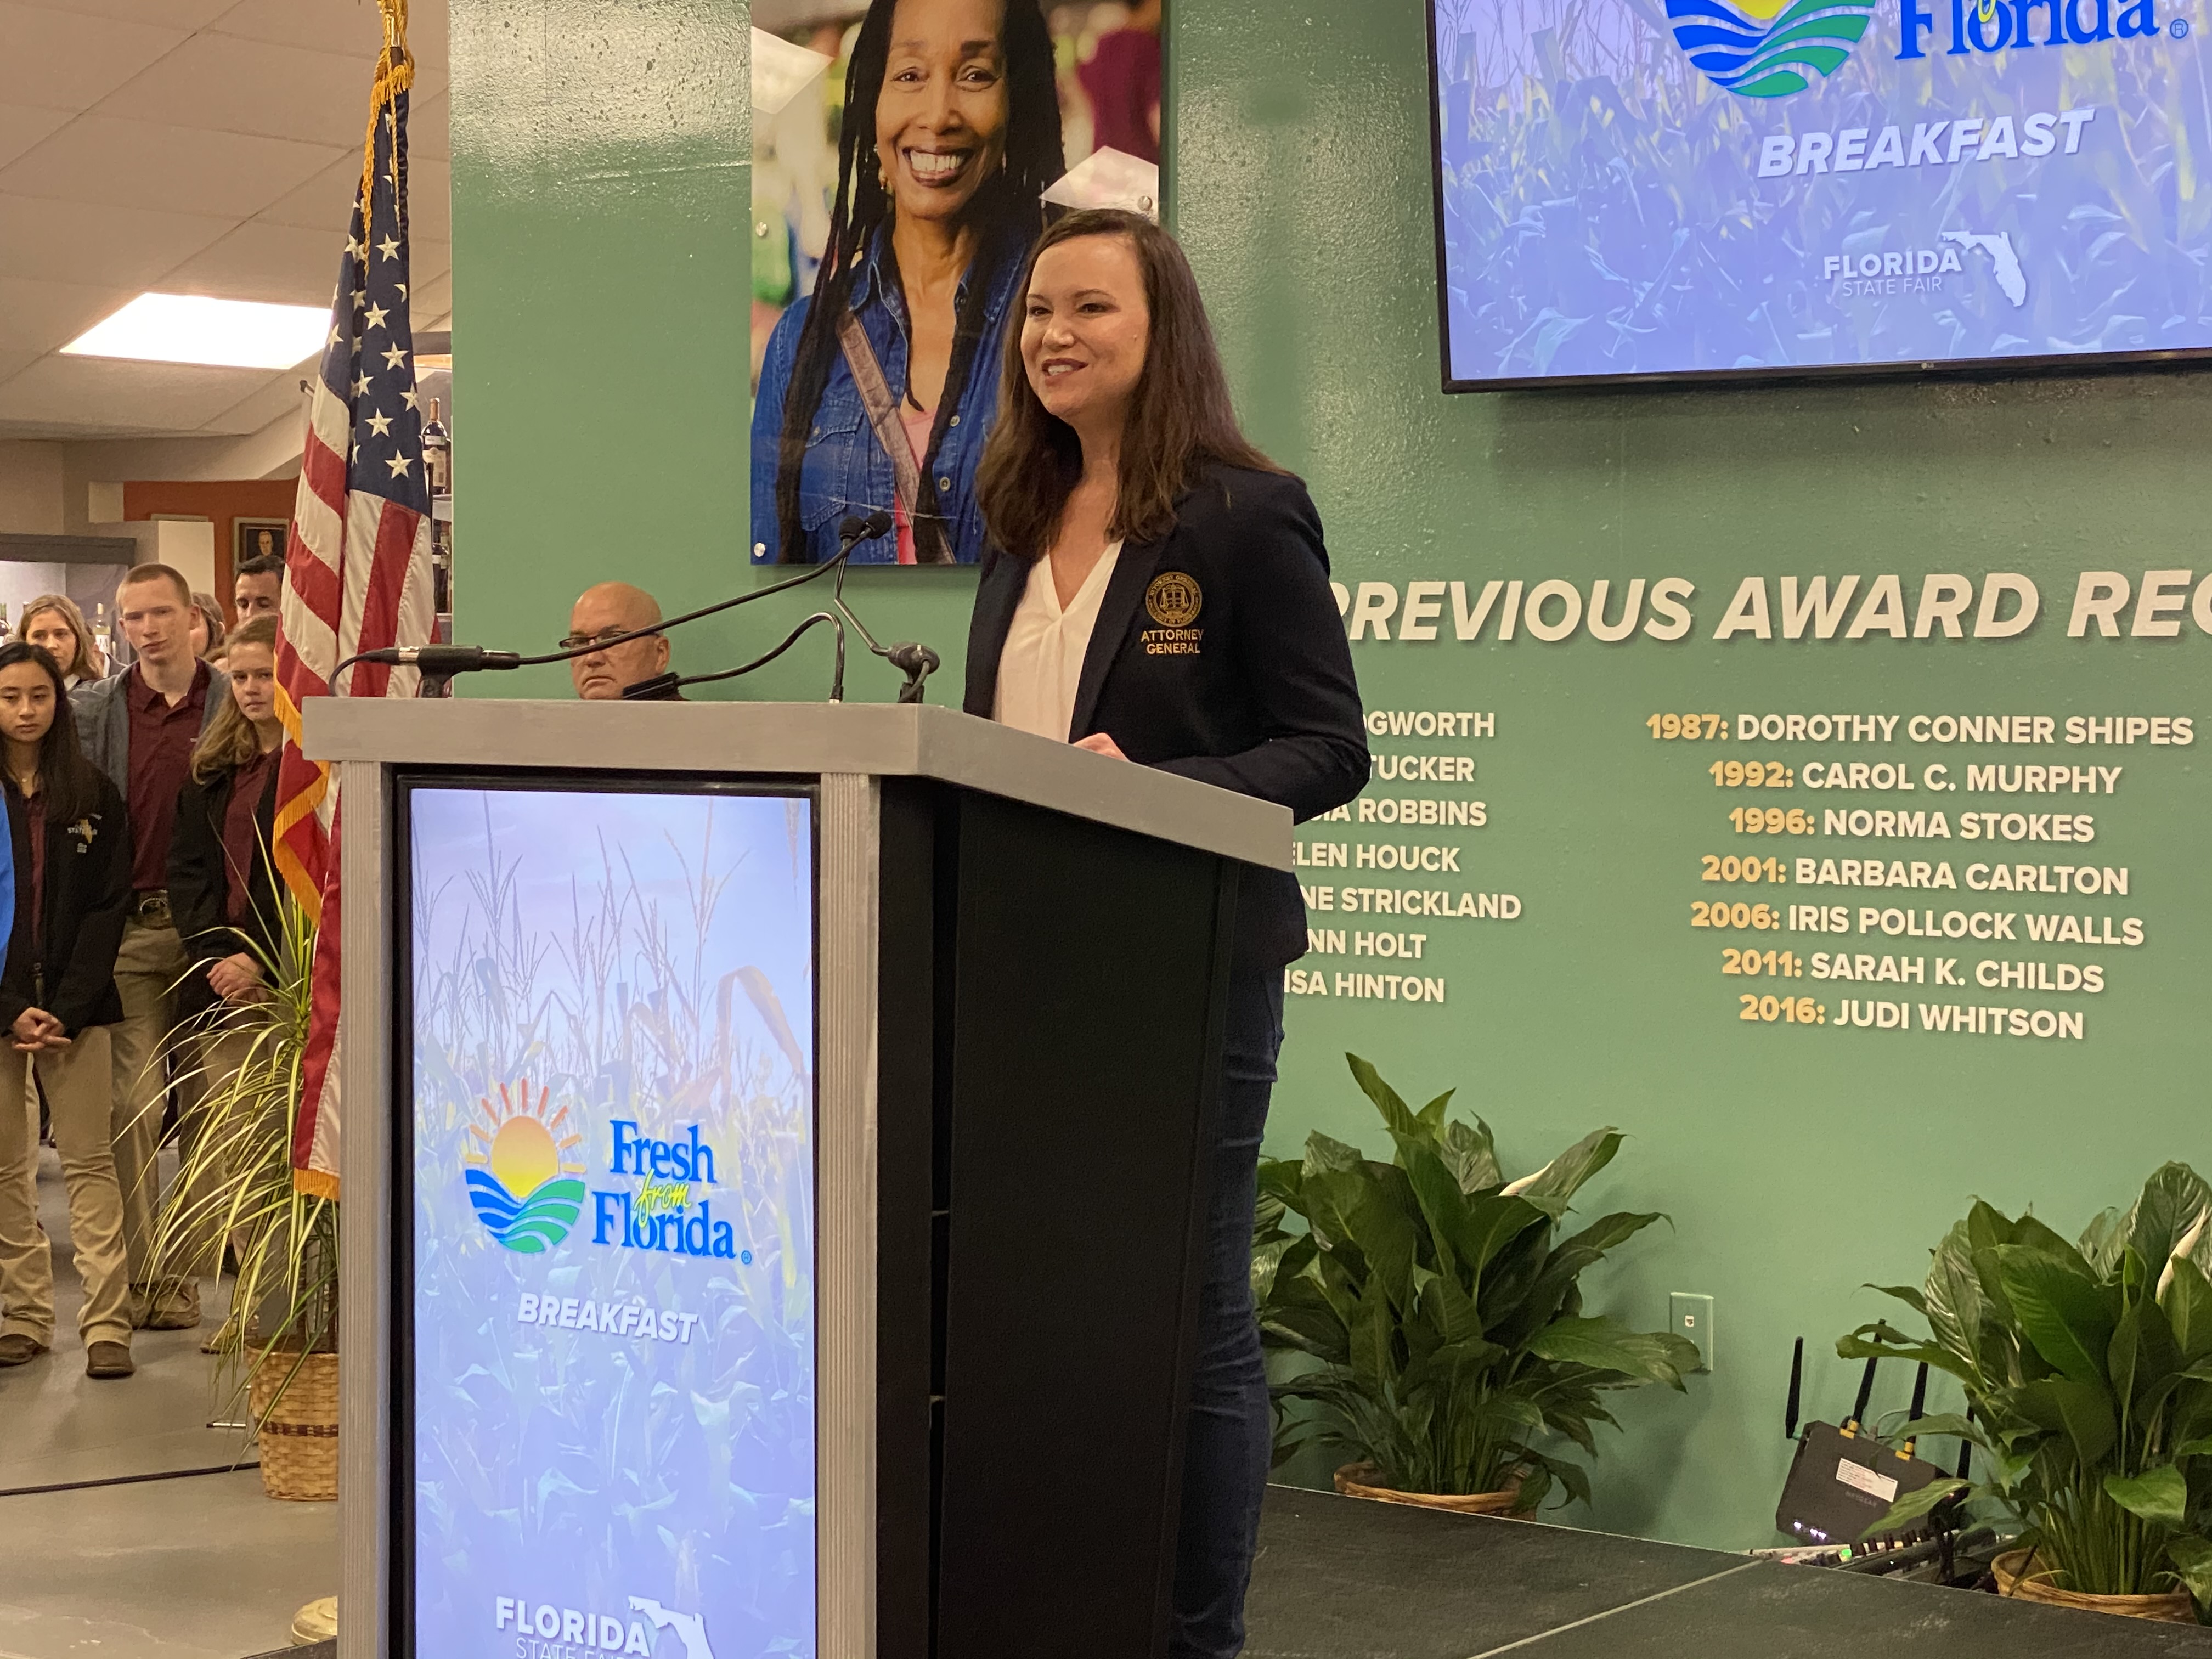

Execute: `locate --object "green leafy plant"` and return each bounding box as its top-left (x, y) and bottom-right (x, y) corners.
top-left (1254, 1055), bottom-right (1697, 1510)
top-left (1840, 1163), bottom-right (2212, 1604)
top-left (150, 891), bottom-right (334, 1424)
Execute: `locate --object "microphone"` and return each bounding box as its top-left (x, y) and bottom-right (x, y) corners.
top-left (346, 644), bottom-right (522, 674)
top-left (884, 641), bottom-right (940, 705)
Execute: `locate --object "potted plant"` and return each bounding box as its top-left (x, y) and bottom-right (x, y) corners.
top-left (151, 894), bottom-right (337, 1502)
top-left (1839, 1161), bottom-right (2212, 1622)
top-left (1254, 1055), bottom-right (1698, 1513)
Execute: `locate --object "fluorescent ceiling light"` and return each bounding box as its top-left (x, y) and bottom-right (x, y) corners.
top-left (61, 292), bottom-right (329, 370)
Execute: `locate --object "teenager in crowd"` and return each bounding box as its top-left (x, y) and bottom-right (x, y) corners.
top-left (0, 641), bottom-right (135, 1379)
top-left (71, 565), bottom-right (233, 1330)
top-left (15, 595), bottom-right (106, 690)
top-left (188, 592), bottom-right (227, 662)
top-left (752, 0), bottom-right (1064, 565)
top-left (170, 616), bottom-right (282, 1020)
top-left (233, 551), bottom-right (284, 624)
top-left (967, 210), bottom-right (1367, 1658)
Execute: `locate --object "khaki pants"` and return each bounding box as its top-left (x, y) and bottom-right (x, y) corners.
top-left (111, 917), bottom-right (211, 1319)
top-left (0, 1028), bottom-right (131, 1346)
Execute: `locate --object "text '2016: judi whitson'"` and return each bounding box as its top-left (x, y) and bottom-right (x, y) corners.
top-left (1333, 572), bottom-right (2212, 645)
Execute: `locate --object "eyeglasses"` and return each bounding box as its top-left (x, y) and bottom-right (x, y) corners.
top-left (556, 627), bottom-right (652, 652)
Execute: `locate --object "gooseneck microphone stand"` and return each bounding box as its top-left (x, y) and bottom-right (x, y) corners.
top-left (332, 513), bottom-right (940, 701)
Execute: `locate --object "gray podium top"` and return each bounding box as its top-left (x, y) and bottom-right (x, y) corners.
top-left (304, 697), bottom-right (1294, 871)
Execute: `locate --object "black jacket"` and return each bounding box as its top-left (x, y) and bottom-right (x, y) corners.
top-left (0, 770), bottom-right (131, 1037)
top-left (965, 465), bottom-right (1368, 970)
top-left (169, 758), bottom-right (282, 1023)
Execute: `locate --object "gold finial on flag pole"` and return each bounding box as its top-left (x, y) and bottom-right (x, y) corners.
top-left (357, 0), bottom-right (415, 269)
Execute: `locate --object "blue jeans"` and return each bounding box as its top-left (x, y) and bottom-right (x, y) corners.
top-left (1171, 972), bottom-right (1285, 1658)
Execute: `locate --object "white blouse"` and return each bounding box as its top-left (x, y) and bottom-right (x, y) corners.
top-left (991, 541), bottom-right (1124, 742)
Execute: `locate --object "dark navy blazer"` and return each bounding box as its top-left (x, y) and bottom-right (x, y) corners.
top-left (965, 464), bottom-right (1369, 972)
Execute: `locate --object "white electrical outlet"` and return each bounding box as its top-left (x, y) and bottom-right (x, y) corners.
top-left (1671, 1293), bottom-right (1714, 1373)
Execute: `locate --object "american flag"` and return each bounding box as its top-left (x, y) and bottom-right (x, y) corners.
top-left (273, 60), bottom-right (436, 1199)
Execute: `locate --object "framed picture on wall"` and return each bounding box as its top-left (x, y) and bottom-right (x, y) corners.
top-left (748, 1), bottom-right (1165, 566)
top-left (235, 518), bottom-right (287, 566)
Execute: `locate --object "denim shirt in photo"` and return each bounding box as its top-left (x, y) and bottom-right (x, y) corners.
top-left (751, 225), bottom-right (1027, 565)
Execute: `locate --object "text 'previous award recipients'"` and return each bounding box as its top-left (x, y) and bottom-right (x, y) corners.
top-left (963, 207), bottom-right (1370, 1659)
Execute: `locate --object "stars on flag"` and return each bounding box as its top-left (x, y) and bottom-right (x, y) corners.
top-left (365, 409), bottom-right (392, 437)
top-left (364, 301), bottom-right (390, 329)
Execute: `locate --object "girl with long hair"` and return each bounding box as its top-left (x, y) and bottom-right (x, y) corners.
top-left (967, 209), bottom-right (1368, 1658)
top-left (751, 0), bottom-right (1064, 565)
top-left (15, 594), bottom-right (105, 689)
top-left (168, 617), bottom-right (282, 1018)
top-left (0, 640), bottom-right (135, 1380)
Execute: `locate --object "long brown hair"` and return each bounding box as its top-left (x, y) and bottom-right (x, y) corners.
top-left (975, 209), bottom-right (1285, 560)
top-left (14, 594), bottom-right (104, 680)
top-left (191, 616), bottom-right (276, 783)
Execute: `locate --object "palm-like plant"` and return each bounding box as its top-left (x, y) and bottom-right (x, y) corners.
top-left (1255, 1056), bottom-right (1697, 1509)
top-left (1839, 1163), bottom-right (2212, 1604)
top-left (150, 891), bottom-right (333, 1420)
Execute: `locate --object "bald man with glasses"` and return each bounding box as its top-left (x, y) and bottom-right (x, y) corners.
top-left (565, 582), bottom-right (673, 701)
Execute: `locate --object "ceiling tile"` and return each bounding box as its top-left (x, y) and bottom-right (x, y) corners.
top-left (0, 102), bottom-right (66, 168)
top-left (159, 218), bottom-right (348, 307)
top-left (201, 366), bottom-right (307, 435)
top-left (408, 153), bottom-right (448, 241)
top-left (0, 352), bottom-right (276, 435)
top-left (208, 0), bottom-right (446, 75)
top-left (407, 86), bottom-right (447, 160)
top-left (0, 2), bottom-right (188, 114)
top-left (413, 267), bottom-right (451, 324)
top-left (92, 32), bottom-right (384, 149)
top-left (0, 115), bottom-right (342, 216)
top-left (251, 149), bottom-right (354, 231)
top-left (0, 274), bottom-right (136, 354)
top-left (0, 192), bottom-right (230, 286)
top-left (18, 0), bottom-right (232, 28)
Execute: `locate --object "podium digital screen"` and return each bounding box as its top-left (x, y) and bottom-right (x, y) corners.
top-left (399, 781), bottom-right (817, 1659)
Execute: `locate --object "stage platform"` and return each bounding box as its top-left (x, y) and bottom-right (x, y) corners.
top-left (250, 1485), bottom-right (2212, 1657)
top-left (1244, 1486), bottom-right (2212, 1658)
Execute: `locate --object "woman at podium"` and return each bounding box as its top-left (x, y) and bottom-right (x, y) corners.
top-left (966, 207), bottom-right (1366, 1659)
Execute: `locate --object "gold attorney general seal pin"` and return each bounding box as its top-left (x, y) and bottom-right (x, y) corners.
top-left (1144, 571), bottom-right (1203, 628)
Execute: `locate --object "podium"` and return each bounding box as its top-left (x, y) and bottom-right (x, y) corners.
top-left (305, 699), bottom-right (1291, 1659)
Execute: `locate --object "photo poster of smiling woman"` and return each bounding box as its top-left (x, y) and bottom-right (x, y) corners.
top-left (751, 0), bottom-right (1166, 565)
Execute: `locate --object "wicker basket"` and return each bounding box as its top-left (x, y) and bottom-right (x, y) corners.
top-left (1992, 1548), bottom-right (2196, 1623)
top-left (1334, 1462), bottom-right (1526, 1515)
top-left (251, 1348), bottom-right (340, 1502)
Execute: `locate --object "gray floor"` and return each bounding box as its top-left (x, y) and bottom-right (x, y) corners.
top-left (0, 1146), bottom-right (338, 1659)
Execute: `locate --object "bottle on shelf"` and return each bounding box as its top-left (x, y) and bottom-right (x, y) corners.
top-left (422, 397), bottom-right (452, 497)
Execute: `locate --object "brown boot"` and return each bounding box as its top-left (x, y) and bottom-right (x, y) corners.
top-left (86, 1340), bottom-right (135, 1379)
top-left (0, 1333), bottom-right (48, 1365)
top-left (144, 1279), bottom-right (202, 1331)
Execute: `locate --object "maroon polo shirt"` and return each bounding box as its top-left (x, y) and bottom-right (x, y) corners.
top-left (222, 747), bottom-right (278, 924)
top-left (126, 660), bottom-right (210, 894)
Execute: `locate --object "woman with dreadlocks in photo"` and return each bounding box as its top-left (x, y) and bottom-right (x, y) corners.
top-left (751, 0), bottom-right (1064, 565)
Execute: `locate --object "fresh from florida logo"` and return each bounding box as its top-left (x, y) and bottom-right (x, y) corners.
top-left (463, 1080), bottom-right (588, 1253)
top-left (1666, 0), bottom-right (1878, 98)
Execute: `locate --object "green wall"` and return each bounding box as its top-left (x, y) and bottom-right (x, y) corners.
top-left (455, 0), bottom-right (2212, 1551)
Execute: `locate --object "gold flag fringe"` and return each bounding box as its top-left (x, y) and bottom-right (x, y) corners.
top-left (358, 0), bottom-right (415, 267)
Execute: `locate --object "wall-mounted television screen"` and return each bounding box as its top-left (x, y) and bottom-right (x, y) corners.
top-left (1427, 0), bottom-right (2212, 390)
